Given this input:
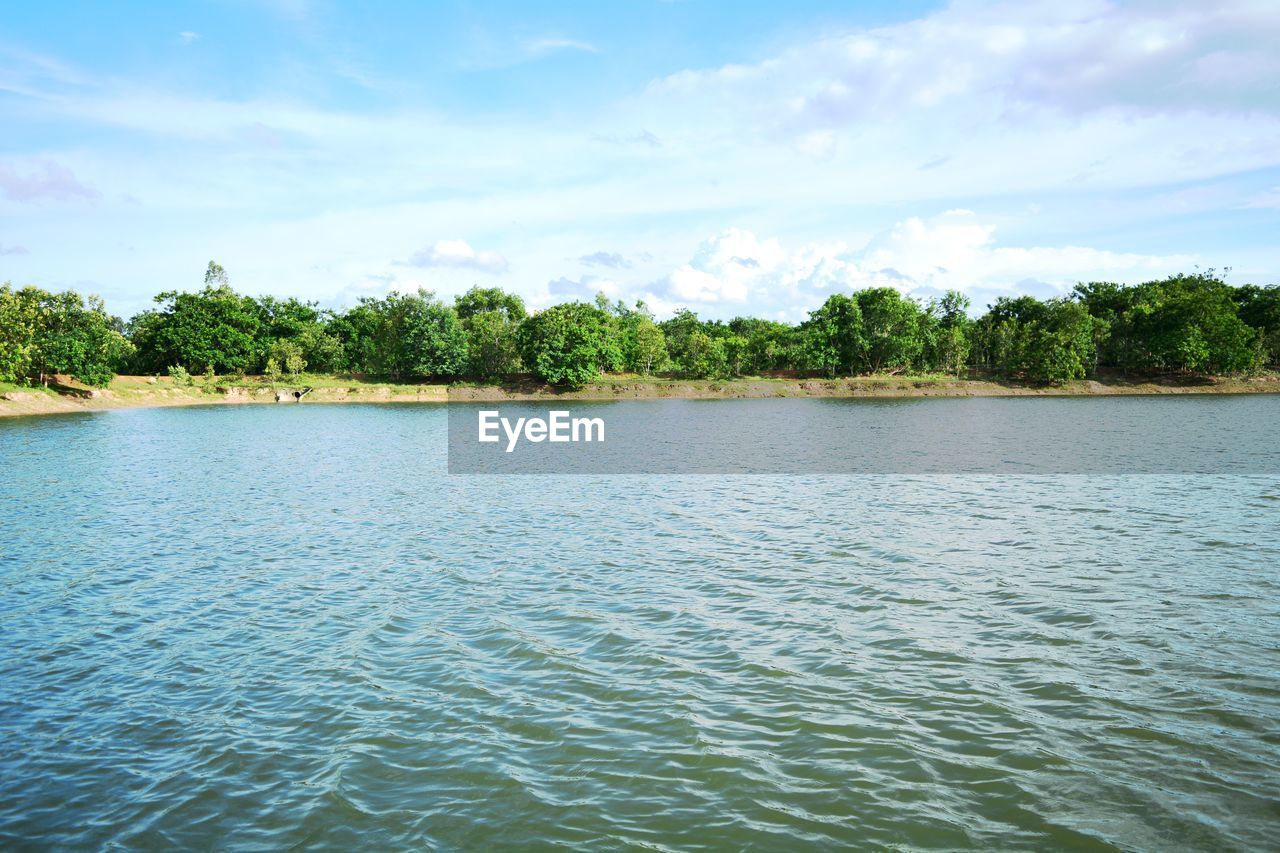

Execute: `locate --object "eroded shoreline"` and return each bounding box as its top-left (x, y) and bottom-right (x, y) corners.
top-left (4, 373), bottom-right (1279, 419)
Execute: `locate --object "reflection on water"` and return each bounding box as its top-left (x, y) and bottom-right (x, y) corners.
top-left (1, 403), bottom-right (1278, 849)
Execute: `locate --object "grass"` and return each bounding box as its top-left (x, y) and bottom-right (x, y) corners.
top-left (7, 369), bottom-right (1275, 405)
top-left (105, 372), bottom-right (438, 394)
top-left (0, 380), bottom-right (60, 395)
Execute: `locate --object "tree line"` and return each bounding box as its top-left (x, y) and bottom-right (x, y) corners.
top-left (2, 262), bottom-right (1277, 389)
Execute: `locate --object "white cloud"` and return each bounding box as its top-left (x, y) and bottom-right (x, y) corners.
top-left (649, 213), bottom-right (1194, 317)
top-left (1243, 186), bottom-right (1280, 209)
top-left (523, 38), bottom-right (598, 57)
top-left (547, 274), bottom-right (621, 304)
top-left (649, 0), bottom-right (1280, 132)
top-left (856, 210), bottom-right (1195, 297)
top-left (658, 229), bottom-right (787, 304)
top-left (592, 130), bottom-right (662, 148)
top-left (0, 159), bottom-right (98, 202)
top-left (405, 239), bottom-right (509, 273)
top-left (177, 32), bottom-right (200, 45)
top-left (579, 251), bottom-right (632, 269)
top-left (1, 2), bottom-right (1275, 318)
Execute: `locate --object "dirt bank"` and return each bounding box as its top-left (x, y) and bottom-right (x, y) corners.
top-left (446, 374), bottom-right (1280, 401)
top-left (3, 373), bottom-right (1277, 419)
top-left (0, 377), bottom-right (447, 419)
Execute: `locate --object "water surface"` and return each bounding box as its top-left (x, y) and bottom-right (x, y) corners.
top-left (1, 401), bottom-right (1278, 849)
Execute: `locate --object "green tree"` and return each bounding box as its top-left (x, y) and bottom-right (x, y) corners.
top-left (463, 309), bottom-right (522, 380)
top-left (329, 290), bottom-right (466, 377)
top-left (517, 302), bottom-right (620, 387)
top-left (267, 338), bottom-right (306, 379)
top-left (398, 291), bottom-right (468, 377)
top-left (1127, 273), bottom-right (1257, 373)
top-left (0, 284), bottom-right (39, 384)
top-left (800, 294), bottom-right (863, 376)
top-left (27, 289), bottom-right (130, 387)
top-left (255, 295), bottom-right (342, 373)
top-left (976, 296), bottom-right (1095, 383)
top-left (294, 321), bottom-right (345, 373)
top-left (204, 260), bottom-right (229, 287)
top-left (1233, 284), bottom-right (1280, 367)
top-left (855, 288), bottom-right (925, 373)
top-left (130, 285), bottom-right (262, 374)
top-left (728, 317), bottom-right (799, 374)
top-left (1022, 299), bottom-right (1096, 383)
top-left (682, 330), bottom-right (728, 378)
top-left (327, 301), bottom-right (387, 374)
top-left (624, 315), bottom-right (668, 375)
top-left (924, 291), bottom-right (972, 375)
top-left (455, 286), bottom-right (526, 322)
top-left (659, 309), bottom-right (707, 375)
top-left (456, 287), bottom-right (526, 380)
top-left (1075, 273), bottom-right (1258, 374)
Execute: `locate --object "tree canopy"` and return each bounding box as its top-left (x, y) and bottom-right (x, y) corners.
top-left (2, 266), bottom-right (1274, 390)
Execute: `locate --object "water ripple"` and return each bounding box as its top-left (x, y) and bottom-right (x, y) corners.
top-left (1, 405), bottom-right (1278, 849)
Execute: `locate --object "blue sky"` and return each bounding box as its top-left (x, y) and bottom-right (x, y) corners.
top-left (2, 0), bottom-right (1278, 321)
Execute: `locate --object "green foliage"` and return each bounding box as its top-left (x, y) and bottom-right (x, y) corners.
top-left (169, 364), bottom-right (193, 385)
top-left (1075, 272), bottom-right (1258, 374)
top-left (401, 292), bottom-right (468, 377)
top-left (131, 284), bottom-right (262, 374)
top-left (455, 286), bottom-right (526, 322)
top-left (255, 296), bottom-right (341, 372)
top-left (456, 287), bottom-right (526, 380)
top-left (463, 309), bottom-right (522, 380)
top-left (629, 319), bottom-right (668, 375)
top-left (923, 291), bottom-right (972, 376)
top-left (615, 302), bottom-right (668, 375)
top-left (0, 284), bottom-right (39, 384)
top-left (267, 339), bottom-right (306, 378)
top-left (0, 285), bottom-right (129, 387)
top-left (293, 322), bottom-right (344, 373)
top-left (7, 263), bottom-right (1273, 394)
top-left (974, 296), bottom-right (1095, 383)
top-left (1233, 285), bottom-right (1280, 367)
top-left (204, 261), bottom-right (229, 287)
top-left (728, 318), bottom-right (799, 375)
top-left (854, 288), bottom-right (926, 373)
top-left (800, 294), bottom-right (863, 376)
top-left (659, 309), bottom-right (707, 375)
top-left (331, 289), bottom-right (467, 378)
top-left (683, 330), bottom-right (729, 378)
top-left (517, 302), bottom-right (621, 387)
top-left (1023, 300), bottom-right (1096, 383)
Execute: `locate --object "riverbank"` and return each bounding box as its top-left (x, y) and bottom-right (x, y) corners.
top-left (0, 375), bottom-right (447, 418)
top-left (3, 372), bottom-right (1278, 418)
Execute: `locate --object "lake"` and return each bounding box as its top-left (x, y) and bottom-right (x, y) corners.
top-left (2, 399), bottom-right (1278, 849)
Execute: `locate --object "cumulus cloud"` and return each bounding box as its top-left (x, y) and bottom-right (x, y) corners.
top-left (548, 274), bottom-right (621, 302)
top-left (523, 38), bottom-right (598, 57)
top-left (0, 160), bottom-right (98, 202)
top-left (405, 239), bottom-right (509, 273)
top-left (656, 229), bottom-right (786, 304)
top-left (649, 213), bottom-right (1194, 316)
top-left (592, 130), bottom-right (662, 148)
top-left (177, 31), bottom-right (200, 45)
top-left (650, 0), bottom-right (1280, 132)
top-left (580, 251), bottom-right (632, 269)
top-left (0, 243), bottom-right (30, 255)
top-left (856, 210), bottom-right (1194, 296)
top-left (0, 2), bottom-right (1272, 313)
